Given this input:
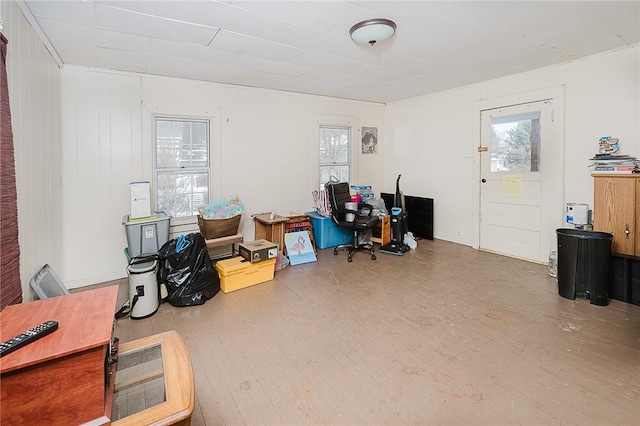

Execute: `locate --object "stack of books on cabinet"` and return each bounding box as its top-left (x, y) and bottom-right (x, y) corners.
top-left (590, 154), bottom-right (639, 174)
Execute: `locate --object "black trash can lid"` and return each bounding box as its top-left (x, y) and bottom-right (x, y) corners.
top-left (556, 228), bottom-right (613, 240)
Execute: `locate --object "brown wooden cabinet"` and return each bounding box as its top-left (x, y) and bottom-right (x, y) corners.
top-left (0, 286), bottom-right (119, 425)
top-left (592, 174), bottom-right (640, 256)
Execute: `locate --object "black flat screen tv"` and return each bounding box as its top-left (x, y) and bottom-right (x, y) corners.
top-left (381, 193), bottom-right (434, 240)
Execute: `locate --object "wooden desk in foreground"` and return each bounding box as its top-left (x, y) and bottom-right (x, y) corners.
top-left (1, 287), bottom-right (194, 426)
top-left (0, 286), bottom-right (119, 425)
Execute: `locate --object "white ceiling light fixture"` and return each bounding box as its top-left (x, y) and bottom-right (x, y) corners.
top-left (349, 18), bottom-right (397, 46)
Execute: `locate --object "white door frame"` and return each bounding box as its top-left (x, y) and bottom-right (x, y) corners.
top-left (471, 86), bottom-right (566, 262)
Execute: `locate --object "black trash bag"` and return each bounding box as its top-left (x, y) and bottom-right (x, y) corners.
top-left (157, 233), bottom-right (220, 307)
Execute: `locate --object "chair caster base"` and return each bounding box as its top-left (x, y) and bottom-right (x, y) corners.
top-left (333, 243), bottom-right (377, 262)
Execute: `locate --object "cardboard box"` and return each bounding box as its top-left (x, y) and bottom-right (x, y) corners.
top-left (215, 257), bottom-right (276, 293)
top-left (238, 239), bottom-right (278, 263)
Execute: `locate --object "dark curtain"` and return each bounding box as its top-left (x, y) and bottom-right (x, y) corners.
top-left (0, 33), bottom-right (23, 309)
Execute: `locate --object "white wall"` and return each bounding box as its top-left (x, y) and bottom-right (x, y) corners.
top-left (60, 70), bottom-right (142, 287)
top-left (8, 0), bottom-right (637, 289)
top-left (1, 1), bottom-right (62, 301)
top-left (60, 69), bottom-right (385, 288)
top-left (384, 45), bottom-right (639, 247)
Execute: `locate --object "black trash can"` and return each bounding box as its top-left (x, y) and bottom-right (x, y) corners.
top-left (556, 228), bottom-right (613, 306)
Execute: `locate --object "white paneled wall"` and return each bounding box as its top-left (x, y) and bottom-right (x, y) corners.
top-left (61, 70), bottom-right (385, 288)
top-left (2, 1), bottom-right (62, 301)
top-left (60, 69), bottom-right (142, 287)
top-left (384, 45), bottom-right (639, 248)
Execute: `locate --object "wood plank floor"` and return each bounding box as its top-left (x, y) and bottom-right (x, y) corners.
top-left (110, 239), bottom-right (640, 425)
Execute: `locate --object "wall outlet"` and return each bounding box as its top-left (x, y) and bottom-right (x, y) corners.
top-left (464, 151), bottom-right (473, 158)
top-left (457, 229), bottom-right (462, 238)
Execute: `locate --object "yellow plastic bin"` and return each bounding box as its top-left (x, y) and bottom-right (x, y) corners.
top-left (215, 257), bottom-right (276, 293)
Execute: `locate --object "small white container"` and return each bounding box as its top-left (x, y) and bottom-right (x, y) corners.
top-left (548, 251), bottom-right (557, 278)
top-left (566, 203), bottom-right (589, 226)
top-left (344, 202), bottom-right (357, 222)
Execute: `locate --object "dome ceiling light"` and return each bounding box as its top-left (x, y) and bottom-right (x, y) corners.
top-left (349, 18), bottom-right (397, 46)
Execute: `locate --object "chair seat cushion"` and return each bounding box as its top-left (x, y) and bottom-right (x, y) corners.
top-left (337, 216), bottom-right (379, 229)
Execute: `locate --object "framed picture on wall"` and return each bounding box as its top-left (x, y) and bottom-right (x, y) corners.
top-left (362, 127), bottom-right (378, 154)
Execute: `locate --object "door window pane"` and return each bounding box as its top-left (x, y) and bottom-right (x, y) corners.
top-left (490, 111), bottom-right (541, 172)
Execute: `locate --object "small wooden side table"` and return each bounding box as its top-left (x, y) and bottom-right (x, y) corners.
top-left (112, 330), bottom-right (194, 426)
top-left (371, 215), bottom-right (391, 245)
top-left (254, 213), bottom-right (289, 251)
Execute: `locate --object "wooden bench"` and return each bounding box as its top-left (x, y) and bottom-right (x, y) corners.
top-left (204, 233), bottom-right (244, 259)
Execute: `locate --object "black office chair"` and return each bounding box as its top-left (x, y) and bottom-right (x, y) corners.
top-left (326, 181), bottom-right (379, 262)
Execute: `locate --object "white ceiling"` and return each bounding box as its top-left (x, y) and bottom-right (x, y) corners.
top-left (19, 0), bottom-right (640, 103)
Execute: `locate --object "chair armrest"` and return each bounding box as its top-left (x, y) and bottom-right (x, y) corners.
top-left (334, 206), bottom-right (356, 216)
top-left (334, 202), bottom-right (375, 222)
top-left (356, 203), bottom-right (374, 217)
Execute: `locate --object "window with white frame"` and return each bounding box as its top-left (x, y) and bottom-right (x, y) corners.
top-left (154, 117), bottom-right (210, 218)
top-left (319, 125), bottom-right (351, 187)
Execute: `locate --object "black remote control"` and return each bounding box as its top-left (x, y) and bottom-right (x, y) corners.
top-left (0, 320), bottom-right (59, 358)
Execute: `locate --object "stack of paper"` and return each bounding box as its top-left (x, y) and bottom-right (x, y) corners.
top-left (589, 154), bottom-right (638, 174)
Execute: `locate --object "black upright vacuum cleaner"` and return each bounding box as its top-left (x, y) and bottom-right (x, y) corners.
top-left (380, 175), bottom-right (410, 255)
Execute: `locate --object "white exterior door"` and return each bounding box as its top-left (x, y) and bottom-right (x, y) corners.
top-left (479, 100), bottom-right (560, 263)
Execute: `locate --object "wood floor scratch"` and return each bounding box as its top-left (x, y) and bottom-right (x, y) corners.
top-left (108, 239), bottom-right (640, 426)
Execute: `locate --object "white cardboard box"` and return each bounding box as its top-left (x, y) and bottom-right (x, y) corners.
top-left (130, 181), bottom-right (151, 219)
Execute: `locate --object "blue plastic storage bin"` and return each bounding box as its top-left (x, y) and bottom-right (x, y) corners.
top-left (306, 211), bottom-right (353, 249)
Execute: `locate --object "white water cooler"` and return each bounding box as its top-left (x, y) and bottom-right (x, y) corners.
top-left (565, 203), bottom-right (590, 228)
top-left (127, 258), bottom-right (159, 319)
